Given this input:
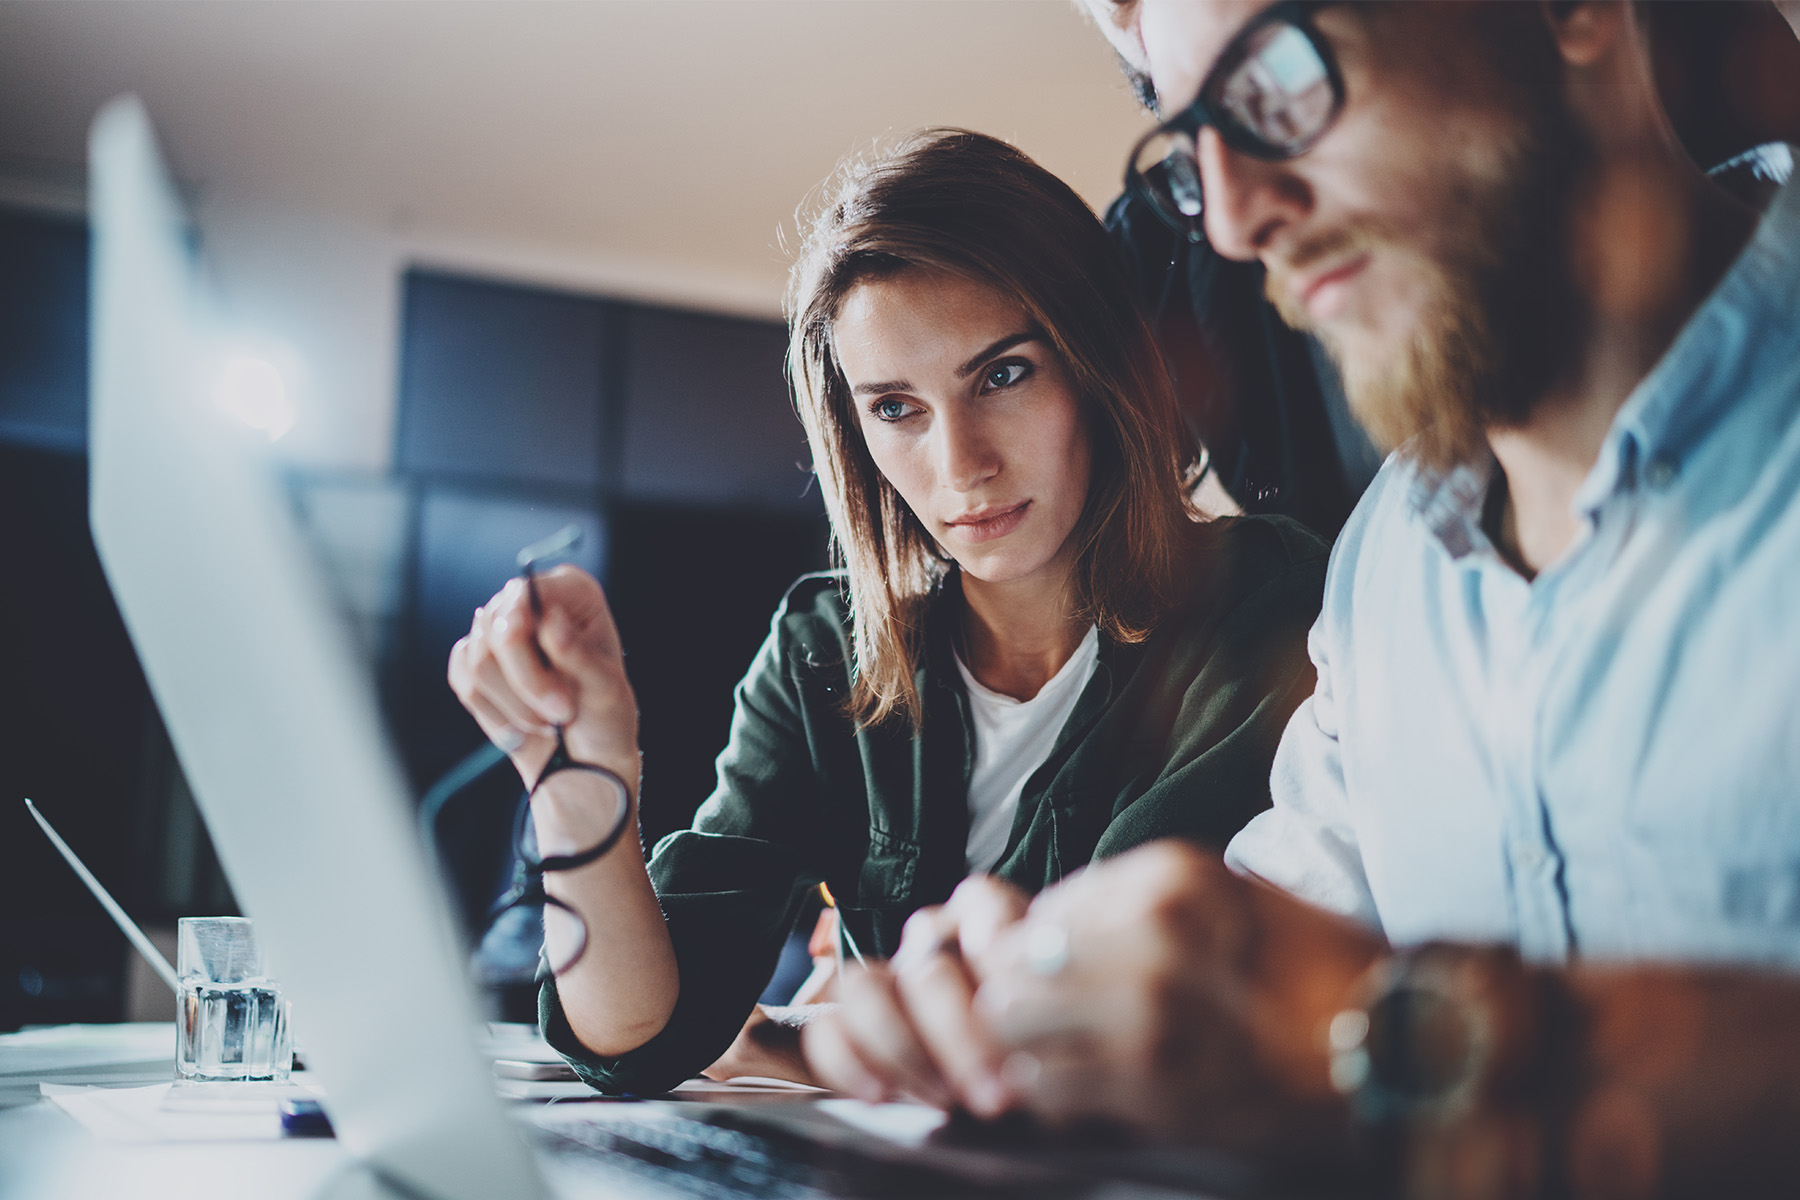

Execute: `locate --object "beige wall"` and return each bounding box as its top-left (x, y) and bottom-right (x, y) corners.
top-left (0, 1), bottom-right (1150, 471)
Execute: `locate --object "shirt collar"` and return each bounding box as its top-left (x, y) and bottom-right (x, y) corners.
top-left (1406, 455), bottom-right (1499, 562)
top-left (1573, 170), bottom-right (1800, 516)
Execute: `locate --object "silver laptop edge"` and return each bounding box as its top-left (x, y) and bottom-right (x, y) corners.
top-left (87, 95), bottom-right (548, 1200)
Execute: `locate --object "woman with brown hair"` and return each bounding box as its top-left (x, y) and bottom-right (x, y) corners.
top-left (447, 129), bottom-right (1325, 1094)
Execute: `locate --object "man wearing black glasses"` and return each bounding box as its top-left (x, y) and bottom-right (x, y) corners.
top-left (1088, 0), bottom-right (1797, 540)
top-left (1093, 2), bottom-right (1383, 541)
top-left (807, 4), bottom-right (1800, 1194)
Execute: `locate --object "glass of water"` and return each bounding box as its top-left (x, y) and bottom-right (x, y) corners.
top-left (176, 916), bottom-right (292, 1082)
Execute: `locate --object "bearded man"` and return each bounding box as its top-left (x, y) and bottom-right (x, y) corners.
top-left (804, 4), bottom-right (1800, 1196)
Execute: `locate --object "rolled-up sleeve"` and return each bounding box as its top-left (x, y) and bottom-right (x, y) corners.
top-left (1225, 612), bottom-right (1382, 931)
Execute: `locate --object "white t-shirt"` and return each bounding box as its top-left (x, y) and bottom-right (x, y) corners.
top-left (954, 626), bottom-right (1101, 875)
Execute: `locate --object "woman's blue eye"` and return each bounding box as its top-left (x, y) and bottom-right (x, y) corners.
top-left (874, 399), bottom-right (910, 421)
top-left (985, 362), bottom-right (1028, 389)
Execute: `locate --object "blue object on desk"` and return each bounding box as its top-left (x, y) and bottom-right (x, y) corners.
top-left (280, 1097), bottom-right (335, 1138)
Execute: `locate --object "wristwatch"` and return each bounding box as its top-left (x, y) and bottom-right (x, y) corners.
top-left (1327, 944), bottom-right (1568, 1200)
top-left (1327, 945), bottom-right (1500, 1127)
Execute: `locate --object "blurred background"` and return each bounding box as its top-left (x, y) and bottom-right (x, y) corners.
top-left (0, 0), bottom-right (1149, 1029)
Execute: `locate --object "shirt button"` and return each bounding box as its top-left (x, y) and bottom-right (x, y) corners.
top-left (1513, 841), bottom-right (1550, 874)
top-left (1644, 457), bottom-right (1678, 489)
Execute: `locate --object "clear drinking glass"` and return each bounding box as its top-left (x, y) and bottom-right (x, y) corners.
top-left (176, 916), bottom-right (292, 1082)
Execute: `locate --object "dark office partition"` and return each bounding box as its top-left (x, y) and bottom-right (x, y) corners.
top-left (396, 271), bottom-right (618, 487)
top-left (0, 211), bottom-right (239, 1030)
top-left (620, 308), bottom-right (815, 511)
top-left (0, 447), bottom-right (139, 1027)
top-left (388, 268), bottom-right (833, 984)
top-left (0, 208), bottom-right (89, 452)
top-left (410, 489), bottom-right (607, 673)
top-left (1, 215), bottom-right (136, 1027)
top-left (607, 502), bottom-right (830, 848)
top-left (612, 309), bottom-right (829, 837)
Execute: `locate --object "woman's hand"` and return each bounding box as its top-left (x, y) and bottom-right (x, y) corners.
top-left (447, 564), bottom-right (641, 797)
top-left (802, 876), bottom-right (1029, 1113)
top-left (448, 565), bottom-right (675, 1059)
top-left (704, 1003), bottom-right (831, 1086)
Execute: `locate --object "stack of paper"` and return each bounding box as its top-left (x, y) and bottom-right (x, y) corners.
top-left (42, 1081), bottom-right (307, 1142)
top-left (0, 1023), bottom-right (174, 1106)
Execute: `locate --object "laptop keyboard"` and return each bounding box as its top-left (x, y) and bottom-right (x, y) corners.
top-left (539, 1106), bottom-right (1078, 1199)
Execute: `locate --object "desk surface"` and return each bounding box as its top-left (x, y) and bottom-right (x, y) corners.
top-left (0, 1022), bottom-right (377, 1200)
top-left (0, 1023), bottom-right (879, 1200)
top-left (1, 1023), bottom-right (1257, 1200)
top-left (2, 1087), bottom-right (349, 1200)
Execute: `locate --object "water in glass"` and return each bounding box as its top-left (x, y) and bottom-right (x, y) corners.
top-left (175, 916), bottom-right (293, 1082)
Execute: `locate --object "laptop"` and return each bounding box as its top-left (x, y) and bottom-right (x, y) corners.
top-left (86, 96), bottom-right (1248, 1200)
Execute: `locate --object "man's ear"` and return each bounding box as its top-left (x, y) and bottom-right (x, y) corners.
top-left (1540, 0), bottom-right (1631, 68)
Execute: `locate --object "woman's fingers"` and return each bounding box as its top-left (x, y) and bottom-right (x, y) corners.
top-left (525, 570), bottom-right (642, 775)
top-left (974, 926), bottom-right (1130, 1059)
top-left (803, 881), bottom-right (1032, 1115)
top-left (892, 906), bottom-right (1010, 1116)
top-left (456, 678), bottom-right (528, 754)
top-left (532, 565), bottom-right (628, 668)
top-left (446, 566), bottom-right (641, 789)
top-left (449, 614), bottom-right (553, 756)
top-left (486, 578), bottom-right (578, 726)
top-left (800, 1004), bottom-right (890, 1103)
top-left (473, 609), bottom-right (559, 730)
top-left (828, 963), bottom-right (956, 1108)
top-left (470, 638), bottom-right (559, 737)
top-left (805, 883), bottom-right (1031, 1116)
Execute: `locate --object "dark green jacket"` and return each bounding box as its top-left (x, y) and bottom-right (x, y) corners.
top-left (543, 514), bottom-right (1326, 1094)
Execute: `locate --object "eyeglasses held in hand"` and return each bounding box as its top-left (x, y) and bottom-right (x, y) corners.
top-left (1125, 0), bottom-right (1345, 243)
top-left (421, 523), bottom-right (632, 985)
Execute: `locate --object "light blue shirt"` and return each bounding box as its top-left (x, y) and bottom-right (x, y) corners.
top-left (1226, 177), bottom-right (1800, 967)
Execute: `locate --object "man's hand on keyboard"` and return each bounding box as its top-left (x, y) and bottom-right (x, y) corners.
top-left (970, 841), bottom-right (1382, 1153)
top-left (809, 841), bottom-right (1386, 1160)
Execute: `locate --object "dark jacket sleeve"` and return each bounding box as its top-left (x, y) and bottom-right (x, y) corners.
top-left (1092, 517), bottom-right (1328, 859)
top-left (540, 584), bottom-right (837, 1095)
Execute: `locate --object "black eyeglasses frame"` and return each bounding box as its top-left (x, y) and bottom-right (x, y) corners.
top-left (420, 523), bottom-right (634, 983)
top-left (1124, 0), bottom-right (1346, 240)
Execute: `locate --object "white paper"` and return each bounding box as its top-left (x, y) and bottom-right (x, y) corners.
top-left (42, 1081), bottom-right (312, 1143)
top-left (0, 1023), bottom-right (173, 1077)
top-left (813, 1098), bottom-right (949, 1146)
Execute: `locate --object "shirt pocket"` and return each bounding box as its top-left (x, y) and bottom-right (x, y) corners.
top-left (855, 826), bottom-right (917, 901)
top-left (841, 827), bottom-right (918, 957)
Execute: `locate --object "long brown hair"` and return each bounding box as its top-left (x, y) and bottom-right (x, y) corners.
top-left (788, 129), bottom-right (1200, 730)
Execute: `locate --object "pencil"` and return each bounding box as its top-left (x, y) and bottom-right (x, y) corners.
top-left (817, 882), bottom-right (867, 969)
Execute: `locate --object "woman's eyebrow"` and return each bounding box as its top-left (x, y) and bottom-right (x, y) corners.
top-left (955, 331), bottom-right (1038, 379)
top-left (848, 330), bottom-right (1041, 397)
top-left (851, 377), bottom-right (910, 397)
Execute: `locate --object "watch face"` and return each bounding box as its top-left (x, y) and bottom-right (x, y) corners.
top-left (1330, 955), bottom-right (1496, 1125)
top-left (1363, 981), bottom-right (1485, 1109)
